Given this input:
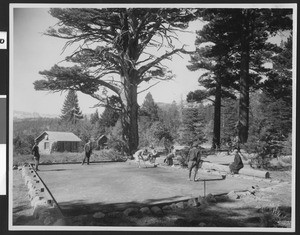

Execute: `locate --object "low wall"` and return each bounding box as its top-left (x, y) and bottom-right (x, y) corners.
top-left (20, 164), bottom-right (65, 225)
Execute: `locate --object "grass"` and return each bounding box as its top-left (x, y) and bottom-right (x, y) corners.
top-left (13, 149), bottom-right (127, 166)
top-left (258, 206), bottom-right (290, 227)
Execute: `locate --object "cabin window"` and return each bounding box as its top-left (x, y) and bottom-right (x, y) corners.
top-left (44, 142), bottom-right (50, 150)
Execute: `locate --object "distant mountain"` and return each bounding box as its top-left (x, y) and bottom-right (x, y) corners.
top-left (13, 110), bottom-right (59, 120)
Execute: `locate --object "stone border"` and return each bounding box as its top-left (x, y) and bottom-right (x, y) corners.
top-left (20, 164), bottom-right (66, 225)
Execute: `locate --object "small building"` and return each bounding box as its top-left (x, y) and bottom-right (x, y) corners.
top-left (35, 131), bottom-right (82, 154)
top-left (96, 135), bottom-right (108, 149)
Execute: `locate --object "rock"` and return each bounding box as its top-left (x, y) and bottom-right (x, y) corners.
top-left (215, 195), bottom-right (229, 202)
top-left (176, 202), bottom-right (185, 209)
top-left (93, 212), bottom-right (105, 219)
top-left (227, 191), bottom-right (239, 200)
top-left (28, 189), bottom-right (39, 200)
top-left (198, 196), bottom-right (208, 205)
top-left (162, 205), bottom-right (172, 212)
top-left (198, 222), bottom-right (206, 227)
top-left (32, 197), bottom-right (48, 209)
top-left (123, 208), bottom-right (139, 216)
top-left (106, 211), bottom-right (121, 218)
top-left (33, 206), bottom-right (51, 220)
top-left (53, 218), bottom-right (67, 226)
top-left (13, 165), bottom-right (18, 170)
top-left (187, 198), bottom-right (199, 207)
top-left (140, 207), bottom-right (151, 215)
top-left (151, 206), bottom-right (163, 216)
top-left (170, 203), bottom-right (177, 209)
top-left (44, 216), bottom-right (55, 225)
top-left (205, 193), bottom-right (216, 203)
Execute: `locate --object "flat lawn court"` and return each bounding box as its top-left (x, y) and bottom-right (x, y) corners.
top-left (37, 161), bottom-right (277, 216)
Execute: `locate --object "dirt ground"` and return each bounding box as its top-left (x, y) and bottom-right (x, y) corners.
top-left (12, 158), bottom-right (293, 229)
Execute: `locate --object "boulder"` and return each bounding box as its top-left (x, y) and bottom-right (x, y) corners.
top-left (198, 222), bottom-right (206, 227)
top-left (53, 218), bottom-right (68, 226)
top-left (32, 198), bottom-right (49, 209)
top-left (187, 198), bottom-right (199, 207)
top-left (214, 195), bottom-right (229, 202)
top-left (197, 196), bottom-right (208, 205)
top-left (205, 193), bottom-right (216, 203)
top-left (162, 205), bottom-right (172, 212)
top-left (176, 202), bottom-right (185, 209)
top-left (43, 216), bottom-right (55, 225)
top-left (151, 206), bottom-right (163, 216)
top-left (123, 208), bottom-right (139, 216)
top-left (140, 207), bottom-right (151, 215)
top-left (227, 191), bottom-right (240, 200)
top-left (93, 212), bottom-right (105, 219)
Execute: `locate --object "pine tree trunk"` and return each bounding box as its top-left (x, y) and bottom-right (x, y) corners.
top-left (120, 75), bottom-right (139, 155)
top-left (238, 11), bottom-right (250, 144)
top-left (212, 79), bottom-right (221, 149)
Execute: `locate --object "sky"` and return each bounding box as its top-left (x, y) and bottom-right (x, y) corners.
top-left (12, 7), bottom-right (203, 116)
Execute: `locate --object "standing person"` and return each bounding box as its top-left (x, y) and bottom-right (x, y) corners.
top-left (187, 142), bottom-right (202, 181)
top-left (32, 140), bottom-right (40, 171)
top-left (229, 148), bottom-right (244, 174)
top-left (149, 145), bottom-right (159, 167)
top-left (82, 139), bottom-right (92, 165)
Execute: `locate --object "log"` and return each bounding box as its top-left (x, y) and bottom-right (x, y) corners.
top-left (201, 162), bottom-right (270, 179)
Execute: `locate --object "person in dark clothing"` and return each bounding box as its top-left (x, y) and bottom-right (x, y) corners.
top-left (82, 140), bottom-right (92, 165)
top-left (187, 142), bottom-right (202, 181)
top-left (229, 148), bottom-right (244, 174)
top-left (32, 140), bottom-right (40, 171)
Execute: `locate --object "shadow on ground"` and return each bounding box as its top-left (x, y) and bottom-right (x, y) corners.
top-left (57, 195), bottom-right (291, 227)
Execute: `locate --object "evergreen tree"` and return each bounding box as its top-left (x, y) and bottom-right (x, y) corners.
top-left (60, 90), bottom-right (83, 124)
top-left (90, 109), bottom-right (100, 125)
top-left (263, 35), bottom-right (292, 104)
top-left (34, 8), bottom-right (198, 154)
top-left (99, 107), bottom-right (120, 130)
top-left (139, 92), bottom-right (159, 122)
top-left (221, 98), bottom-right (239, 143)
top-left (158, 101), bottom-right (181, 140)
top-left (178, 103), bottom-right (206, 146)
top-left (195, 9), bottom-right (292, 144)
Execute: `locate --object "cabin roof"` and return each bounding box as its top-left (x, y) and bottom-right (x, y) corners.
top-left (36, 131), bottom-right (82, 142)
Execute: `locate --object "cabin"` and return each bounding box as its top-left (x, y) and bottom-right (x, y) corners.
top-left (35, 131), bottom-right (82, 154)
top-left (96, 135), bottom-right (108, 149)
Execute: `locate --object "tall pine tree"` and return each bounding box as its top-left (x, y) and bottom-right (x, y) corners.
top-left (60, 90), bottom-right (83, 124)
top-left (178, 103), bottom-right (206, 146)
top-left (139, 92), bottom-right (159, 122)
